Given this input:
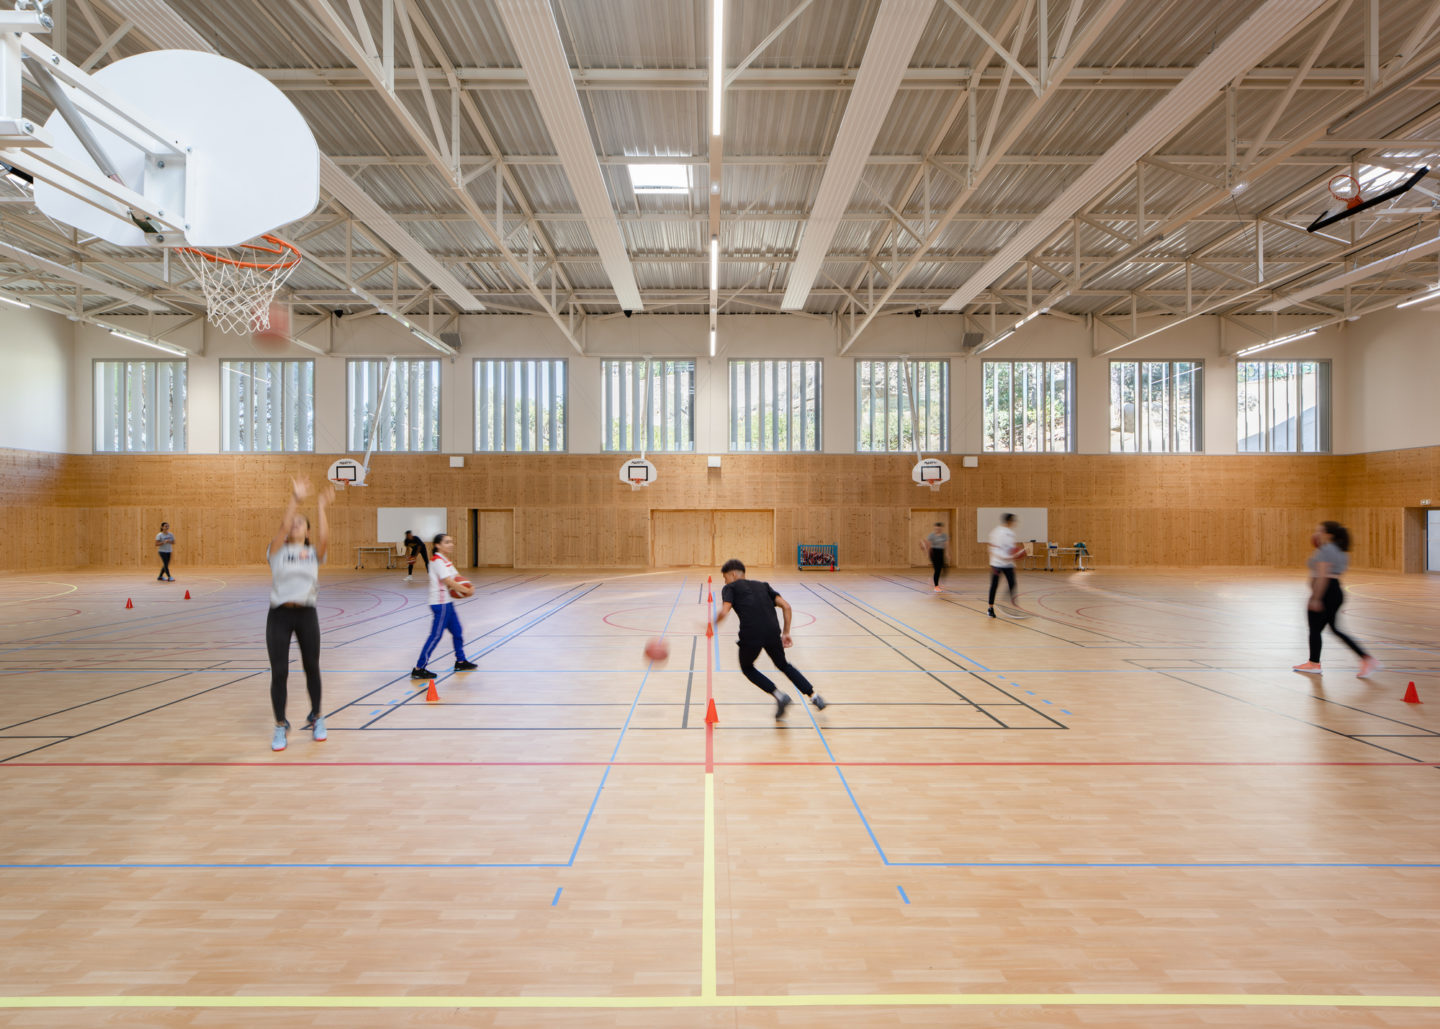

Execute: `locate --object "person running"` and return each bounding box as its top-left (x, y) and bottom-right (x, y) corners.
top-left (920, 521), bottom-right (948, 592)
top-left (714, 559), bottom-right (826, 718)
top-left (1293, 521), bottom-right (1380, 678)
top-left (411, 533), bottom-right (478, 679)
top-left (266, 478), bottom-right (332, 752)
top-left (986, 512), bottom-right (1021, 618)
top-left (403, 530), bottom-right (429, 582)
top-left (154, 522), bottom-right (175, 581)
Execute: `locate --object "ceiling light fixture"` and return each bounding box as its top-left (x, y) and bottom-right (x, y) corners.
top-left (710, 236), bottom-right (719, 292)
top-left (1237, 328), bottom-right (1316, 357)
top-left (1396, 287), bottom-right (1440, 309)
top-left (709, 328), bottom-right (717, 357)
top-left (711, 0), bottom-right (724, 136)
top-left (109, 329), bottom-right (186, 357)
top-left (0, 293), bottom-right (31, 309)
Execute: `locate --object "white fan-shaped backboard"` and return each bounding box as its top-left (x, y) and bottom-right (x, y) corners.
top-left (34, 50), bottom-right (318, 247)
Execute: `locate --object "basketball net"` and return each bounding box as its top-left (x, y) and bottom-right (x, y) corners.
top-left (177, 235), bottom-right (301, 335)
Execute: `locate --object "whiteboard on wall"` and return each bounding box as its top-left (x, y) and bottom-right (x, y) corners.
top-left (976, 507), bottom-right (1049, 543)
top-left (377, 508), bottom-right (449, 546)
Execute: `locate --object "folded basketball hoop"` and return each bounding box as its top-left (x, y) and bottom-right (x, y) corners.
top-left (176, 235), bottom-right (302, 334)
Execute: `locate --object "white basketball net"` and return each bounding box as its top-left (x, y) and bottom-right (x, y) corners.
top-left (176, 236), bottom-right (300, 335)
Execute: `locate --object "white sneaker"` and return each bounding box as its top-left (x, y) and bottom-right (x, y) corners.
top-left (305, 715), bottom-right (327, 742)
top-left (404, 575), bottom-right (412, 582)
top-left (271, 724), bottom-right (287, 751)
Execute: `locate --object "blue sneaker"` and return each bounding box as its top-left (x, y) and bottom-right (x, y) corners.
top-left (271, 724), bottom-right (287, 751)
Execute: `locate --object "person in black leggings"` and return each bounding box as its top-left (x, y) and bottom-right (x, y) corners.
top-left (920, 522), bottom-right (948, 592)
top-left (265, 477), bottom-right (333, 752)
top-left (1293, 521), bottom-right (1380, 678)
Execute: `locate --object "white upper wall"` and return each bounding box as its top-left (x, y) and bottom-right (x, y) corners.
top-left (0, 304), bottom-right (72, 452)
top-left (58, 306), bottom-right (1436, 456)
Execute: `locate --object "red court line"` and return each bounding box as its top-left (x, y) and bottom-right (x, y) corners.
top-left (5, 760), bottom-right (1437, 768)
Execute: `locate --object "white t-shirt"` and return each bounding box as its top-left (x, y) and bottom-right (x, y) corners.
top-left (267, 542), bottom-right (322, 607)
top-left (155, 531), bottom-right (174, 553)
top-left (427, 553), bottom-right (458, 606)
top-left (987, 525), bottom-right (1018, 568)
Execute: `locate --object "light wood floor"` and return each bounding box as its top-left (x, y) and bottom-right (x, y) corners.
top-left (0, 564), bottom-right (1437, 1027)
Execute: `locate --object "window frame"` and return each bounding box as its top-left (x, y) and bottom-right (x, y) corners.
top-left (728, 358), bottom-right (823, 452)
top-left (1236, 358), bottom-right (1331, 454)
top-left (1108, 359), bottom-right (1204, 453)
top-left (854, 359), bottom-right (949, 453)
top-left (92, 358), bottom-right (188, 454)
top-left (600, 358), bottom-right (696, 453)
top-left (473, 358), bottom-right (568, 453)
top-left (220, 358), bottom-right (316, 453)
top-left (981, 359), bottom-right (1075, 453)
top-left (346, 358), bottom-right (442, 453)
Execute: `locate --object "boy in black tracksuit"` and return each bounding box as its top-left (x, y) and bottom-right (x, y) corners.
top-left (714, 559), bottom-right (826, 719)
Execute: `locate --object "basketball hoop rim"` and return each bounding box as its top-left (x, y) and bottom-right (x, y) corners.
top-left (1328, 173), bottom-right (1361, 202)
top-left (177, 234), bottom-right (301, 271)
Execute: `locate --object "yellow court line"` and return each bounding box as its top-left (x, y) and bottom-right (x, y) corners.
top-left (1, 995), bottom-right (1437, 1010)
top-left (701, 772), bottom-right (716, 998)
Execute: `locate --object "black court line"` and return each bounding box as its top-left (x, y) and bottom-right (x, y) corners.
top-left (680, 636), bottom-right (698, 729)
top-left (0, 664), bottom-right (231, 734)
top-left (1155, 668), bottom-right (1440, 766)
top-left (811, 581), bottom-right (1067, 730)
top-left (0, 671), bottom-right (263, 762)
top-left (872, 573), bottom-right (1127, 647)
top-left (358, 583), bottom-right (603, 729)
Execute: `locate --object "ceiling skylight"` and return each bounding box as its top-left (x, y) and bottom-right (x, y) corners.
top-left (629, 164), bottom-right (690, 194)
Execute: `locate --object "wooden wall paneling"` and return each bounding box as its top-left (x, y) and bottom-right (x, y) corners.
top-left (909, 509), bottom-right (953, 567)
top-left (651, 510), bottom-right (715, 567)
top-left (712, 510), bottom-right (774, 567)
top-left (473, 510), bottom-right (515, 567)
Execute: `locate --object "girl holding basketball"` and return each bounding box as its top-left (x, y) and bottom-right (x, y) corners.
top-left (1293, 521), bottom-right (1380, 678)
top-left (411, 533), bottom-right (478, 680)
top-left (266, 477), bottom-right (331, 752)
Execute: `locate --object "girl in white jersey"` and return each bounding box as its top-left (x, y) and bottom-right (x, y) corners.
top-left (266, 477), bottom-right (332, 752)
top-left (410, 533), bottom-right (478, 680)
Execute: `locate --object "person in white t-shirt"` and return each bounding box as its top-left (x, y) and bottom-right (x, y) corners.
top-left (411, 533), bottom-right (477, 680)
top-left (986, 513), bottom-right (1021, 618)
top-left (265, 477), bottom-right (332, 752)
top-left (154, 522), bottom-right (175, 581)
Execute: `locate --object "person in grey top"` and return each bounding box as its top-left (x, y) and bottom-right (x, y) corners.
top-left (265, 477), bottom-right (333, 751)
top-left (920, 522), bottom-right (949, 591)
top-left (1293, 521), bottom-right (1379, 678)
top-left (154, 522), bottom-right (175, 582)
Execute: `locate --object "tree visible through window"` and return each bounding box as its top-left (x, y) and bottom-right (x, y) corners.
top-left (347, 359), bottom-right (441, 452)
top-left (730, 359), bottom-right (821, 451)
top-left (1237, 360), bottom-right (1329, 452)
top-left (94, 359), bottom-right (187, 453)
top-left (475, 359), bottom-right (566, 452)
top-left (855, 360), bottom-right (947, 452)
top-left (601, 359), bottom-right (695, 452)
top-left (222, 360), bottom-right (314, 452)
top-left (1110, 361), bottom-right (1201, 452)
top-left (983, 360), bottom-right (1073, 452)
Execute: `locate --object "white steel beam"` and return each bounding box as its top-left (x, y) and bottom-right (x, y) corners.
top-left (493, 0), bottom-right (643, 311)
top-left (939, 0), bottom-right (1330, 313)
top-left (781, 0), bottom-right (935, 310)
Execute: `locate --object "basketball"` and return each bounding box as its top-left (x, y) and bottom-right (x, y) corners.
top-left (448, 577), bottom-right (473, 599)
top-left (1008, 544), bottom-right (1026, 560)
top-left (252, 303), bottom-right (290, 352)
top-left (644, 637), bottom-right (669, 663)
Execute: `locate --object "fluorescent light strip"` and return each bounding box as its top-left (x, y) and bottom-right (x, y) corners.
top-left (710, 328), bottom-right (716, 357)
top-left (1237, 328), bottom-right (1316, 357)
top-left (1397, 288), bottom-right (1440, 309)
top-left (109, 329), bottom-right (186, 357)
top-left (712, 0), bottom-right (724, 135)
top-left (0, 293), bottom-right (30, 309)
top-left (710, 236), bottom-right (719, 292)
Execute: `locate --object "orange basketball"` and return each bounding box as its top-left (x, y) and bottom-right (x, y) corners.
top-left (449, 578), bottom-right (473, 599)
top-left (1008, 544), bottom-right (1026, 560)
top-left (644, 637), bottom-right (669, 663)
top-left (252, 303), bottom-right (290, 351)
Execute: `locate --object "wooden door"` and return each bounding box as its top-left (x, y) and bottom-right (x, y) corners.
top-left (713, 510), bottom-right (774, 567)
top-left (911, 509), bottom-right (952, 567)
top-left (472, 509), bottom-right (514, 567)
top-left (651, 510), bottom-right (714, 566)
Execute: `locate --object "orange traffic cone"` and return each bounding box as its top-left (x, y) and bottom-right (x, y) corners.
top-left (705, 619), bottom-right (714, 638)
top-left (425, 679), bottom-right (440, 702)
top-left (1403, 681), bottom-right (1421, 704)
top-left (183, 590), bottom-right (191, 600)
top-left (704, 698), bottom-right (719, 725)
top-left (125, 598), bottom-right (133, 609)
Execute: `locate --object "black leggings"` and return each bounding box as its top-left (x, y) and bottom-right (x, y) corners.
top-left (929, 548), bottom-right (946, 587)
top-left (737, 637), bottom-right (815, 697)
top-left (158, 552), bottom-right (171, 578)
top-left (266, 606), bottom-right (322, 724)
top-left (1308, 578), bottom-right (1368, 663)
top-left (988, 566), bottom-right (1017, 605)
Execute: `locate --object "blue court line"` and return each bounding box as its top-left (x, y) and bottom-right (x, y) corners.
top-left (835, 589), bottom-right (990, 671)
top-left (551, 887), bottom-right (562, 906)
top-left (897, 885), bottom-right (909, 904)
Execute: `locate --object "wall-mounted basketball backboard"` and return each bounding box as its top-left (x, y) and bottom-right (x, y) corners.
top-left (0, 10), bottom-right (318, 248)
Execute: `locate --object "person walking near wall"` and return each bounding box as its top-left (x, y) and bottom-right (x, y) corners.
top-left (155, 522), bottom-right (175, 582)
top-left (921, 521), bottom-right (949, 592)
top-left (986, 513), bottom-right (1022, 618)
top-left (1292, 521), bottom-right (1381, 678)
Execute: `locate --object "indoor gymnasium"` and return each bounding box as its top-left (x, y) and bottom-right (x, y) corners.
top-left (2, 0), bottom-right (1440, 1024)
